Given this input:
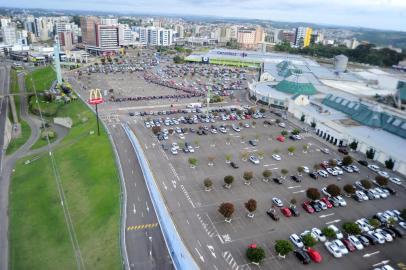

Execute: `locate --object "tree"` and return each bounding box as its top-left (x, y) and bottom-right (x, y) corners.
top-left (361, 179), bottom-right (372, 190)
top-left (273, 148), bottom-right (280, 154)
top-left (245, 199), bottom-right (257, 218)
top-left (385, 158), bottom-right (395, 170)
top-left (311, 121), bottom-right (316, 128)
top-left (349, 141), bottom-right (358, 150)
top-left (252, 121), bottom-right (257, 128)
top-left (262, 170), bottom-right (272, 181)
top-left (218, 202), bottom-right (235, 222)
top-left (259, 108), bottom-right (266, 113)
top-left (322, 227), bottom-right (337, 240)
top-left (328, 159), bottom-right (337, 167)
top-left (302, 233), bottom-right (317, 247)
top-left (225, 154), bottom-right (232, 163)
top-left (368, 218), bottom-right (381, 229)
top-left (300, 115), bottom-right (305, 122)
top-left (194, 139), bottom-right (200, 148)
top-left (297, 166), bottom-right (304, 176)
top-left (342, 222), bottom-right (361, 235)
top-left (342, 155), bottom-right (353, 166)
top-left (302, 144), bottom-right (309, 153)
top-left (152, 126), bottom-right (161, 135)
top-left (246, 245), bottom-right (265, 264)
top-left (400, 209), bottom-right (406, 220)
top-left (276, 119), bottom-right (281, 124)
top-left (188, 157), bottom-right (198, 168)
top-left (375, 175), bottom-right (388, 186)
top-left (100, 58), bottom-right (106, 65)
top-left (224, 175), bottom-right (234, 188)
top-left (281, 130), bottom-right (288, 136)
top-left (326, 184), bottom-right (341, 197)
top-left (208, 156), bottom-right (215, 166)
top-left (274, 240), bottom-right (293, 257)
top-left (343, 184), bottom-right (356, 195)
top-left (291, 128), bottom-right (301, 135)
top-left (173, 55), bottom-right (184, 64)
top-left (287, 146), bottom-right (296, 155)
top-left (204, 178), bottom-right (213, 191)
top-left (280, 169), bottom-right (288, 179)
top-left (243, 171), bottom-right (253, 185)
top-left (366, 148), bottom-right (375, 159)
top-left (257, 150), bottom-right (265, 159)
top-left (290, 198), bottom-right (297, 206)
top-left (387, 217), bottom-right (397, 226)
top-left (306, 188), bottom-right (321, 201)
top-left (313, 164), bottom-right (321, 171)
top-left (241, 151), bottom-right (249, 161)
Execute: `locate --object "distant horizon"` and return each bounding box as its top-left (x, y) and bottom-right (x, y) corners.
top-left (1, 0), bottom-right (406, 32)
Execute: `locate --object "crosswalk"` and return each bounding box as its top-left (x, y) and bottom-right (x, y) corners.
top-left (196, 213), bottom-right (217, 238)
top-left (223, 251), bottom-right (251, 270)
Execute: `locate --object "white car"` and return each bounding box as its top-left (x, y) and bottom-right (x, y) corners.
top-left (249, 155), bottom-right (260, 165)
top-left (368, 164), bottom-right (380, 172)
top-left (179, 133), bottom-right (185, 140)
top-left (272, 197), bottom-right (283, 207)
top-left (172, 142), bottom-right (179, 150)
top-left (211, 129), bottom-right (218, 134)
top-left (170, 148), bottom-right (178, 155)
top-left (311, 228), bottom-right (326, 242)
top-left (278, 122), bottom-right (286, 128)
top-left (332, 195), bottom-right (347, 206)
top-left (219, 127), bottom-right (227, 134)
top-left (375, 229), bottom-right (393, 242)
top-left (399, 222), bottom-right (406, 230)
top-left (326, 167), bottom-right (339, 176)
top-left (355, 219), bottom-right (371, 232)
top-left (324, 241), bottom-right (342, 258)
top-left (378, 171), bottom-right (389, 178)
top-left (272, 154), bottom-right (282, 161)
top-left (321, 187), bottom-right (331, 197)
top-left (368, 231), bottom-right (385, 244)
top-left (384, 210), bottom-right (398, 221)
top-left (187, 145), bottom-right (195, 153)
top-left (289, 233), bottom-right (304, 248)
top-left (302, 166), bottom-right (310, 173)
top-left (389, 177), bottom-right (402, 185)
top-left (355, 190), bottom-right (369, 201)
top-left (342, 166), bottom-right (353, 173)
top-left (321, 148), bottom-right (330, 154)
top-left (348, 235), bottom-right (364, 250)
top-left (333, 239), bottom-right (348, 255)
top-left (300, 230), bottom-right (318, 241)
top-left (328, 225), bottom-right (343, 239)
top-left (244, 123), bottom-right (250, 128)
top-left (334, 167), bottom-right (344, 175)
top-left (349, 165), bottom-right (359, 172)
top-left (318, 170), bottom-right (328, 178)
top-left (315, 200), bottom-right (327, 210)
top-left (232, 125), bottom-right (241, 132)
top-left (374, 188), bottom-right (388, 199)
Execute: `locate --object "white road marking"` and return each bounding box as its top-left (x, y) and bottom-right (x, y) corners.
top-left (207, 245), bottom-right (217, 258)
top-left (133, 204), bottom-right (136, 214)
top-left (162, 181), bottom-right (168, 190)
top-left (364, 251), bottom-right (380, 258)
top-left (195, 248), bottom-right (205, 262)
top-left (146, 202), bottom-right (149, 212)
top-left (134, 182), bottom-right (137, 188)
top-left (131, 170), bottom-right (134, 175)
top-left (263, 164), bottom-right (276, 167)
top-left (292, 189), bottom-right (306, 194)
top-left (326, 219), bottom-right (341, 225)
top-left (287, 185), bottom-right (301, 189)
top-left (319, 213), bottom-right (335, 218)
top-left (137, 196), bottom-right (140, 202)
top-left (197, 240), bottom-right (202, 247)
top-left (186, 219), bottom-right (190, 225)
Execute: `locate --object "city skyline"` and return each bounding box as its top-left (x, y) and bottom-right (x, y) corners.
top-left (1, 0), bottom-right (406, 32)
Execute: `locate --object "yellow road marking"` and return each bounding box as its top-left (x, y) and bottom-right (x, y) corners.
top-left (127, 223), bottom-right (159, 231)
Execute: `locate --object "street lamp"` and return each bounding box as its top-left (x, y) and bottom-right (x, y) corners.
top-left (88, 88), bottom-right (103, 136)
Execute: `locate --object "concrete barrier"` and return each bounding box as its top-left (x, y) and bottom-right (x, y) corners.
top-left (123, 123), bottom-right (199, 270)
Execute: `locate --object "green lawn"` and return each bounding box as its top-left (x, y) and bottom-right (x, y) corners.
top-left (29, 95), bottom-right (61, 117)
top-left (6, 120), bottom-right (31, 155)
top-left (30, 130), bottom-right (58, 150)
top-left (10, 99), bottom-right (121, 270)
top-left (25, 65), bottom-right (56, 92)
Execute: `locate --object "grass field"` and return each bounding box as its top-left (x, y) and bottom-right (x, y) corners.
top-left (30, 130), bottom-right (58, 150)
top-left (10, 99), bottom-right (121, 270)
top-left (6, 120), bottom-right (31, 155)
top-left (25, 65), bottom-right (56, 92)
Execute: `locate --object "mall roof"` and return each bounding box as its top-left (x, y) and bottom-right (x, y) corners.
top-left (322, 94), bottom-right (406, 139)
top-left (275, 74), bottom-right (317, 96)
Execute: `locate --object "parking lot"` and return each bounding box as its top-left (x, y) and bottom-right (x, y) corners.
top-left (129, 107), bottom-right (406, 270)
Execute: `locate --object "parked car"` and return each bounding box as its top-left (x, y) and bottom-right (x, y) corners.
top-left (348, 235), bottom-right (364, 250)
top-left (272, 197), bottom-right (283, 207)
top-left (338, 148), bottom-right (349, 155)
top-left (389, 177), bottom-right (402, 185)
top-left (310, 201), bottom-right (322, 212)
top-left (272, 154), bottom-right (282, 161)
top-left (328, 225), bottom-right (344, 239)
top-left (324, 241), bottom-right (342, 258)
top-left (290, 206), bottom-right (300, 216)
top-left (321, 148), bottom-right (330, 154)
top-left (230, 162), bottom-right (239, 169)
top-left (306, 247), bottom-right (322, 263)
top-left (358, 160), bottom-right (369, 166)
top-left (333, 239), bottom-right (348, 255)
top-left (281, 207), bottom-right (292, 217)
top-left (290, 175), bottom-right (301, 182)
top-left (290, 234), bottom-right (304, 248)
top-left (368, 164), bottom-right (380, 172)
top-left (249, 155), bottom-right (260, 164)
top-left (248, 140), bottom-right (257, 146)
top-left (309, 172), bottom-right (319, 179)
top-left (302, 201), bottom-right (315, 213)
top-left (266, 209), bottom-right (280, 221)
top-left (311, 228), bottom-right (326, 242)
top-left (342, 239), bottom-right (356, 252)
top-left (294, 249), bottom-right (311, 264)
top-left (357, 235), bottom-right (370, 247)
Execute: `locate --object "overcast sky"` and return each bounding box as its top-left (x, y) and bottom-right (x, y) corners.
top-left (2, 0), bottom-right (406, 31)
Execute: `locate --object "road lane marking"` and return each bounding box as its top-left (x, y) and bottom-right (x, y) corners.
top-left (133, 204), bottom-right (136, 214)
top-left (319, 213), bottom-right (335, 218)
top-left (127, 223), bottom-right (158, 231)
top-left (292, 189), bottom-right (305, 194)
top-left (288, 185), bottom-right (301, 189)
top-left (146, 202), bottom-right (150, 212)
top-left (364, 251), bottom-right (380, 258)
top-left (326, 219), bottom-right (341, 225)
top-left (195, 248), bottom-right (205, 262)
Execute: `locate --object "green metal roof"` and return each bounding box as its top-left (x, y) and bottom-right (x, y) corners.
top-left (400, 88), bottom-right (406, 101)
top-left (274, 75), bottom-right (317, 96)
top-left (322, 94), bottom-right (406, 139)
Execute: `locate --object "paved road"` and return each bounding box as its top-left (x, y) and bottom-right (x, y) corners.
top-left (108, 123), bottom-right (173, 270)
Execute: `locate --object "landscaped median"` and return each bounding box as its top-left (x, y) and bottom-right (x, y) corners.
top-left (9, 99), bottom-right (122, 269)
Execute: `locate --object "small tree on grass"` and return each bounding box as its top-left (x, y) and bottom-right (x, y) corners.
top-left (349, 141), bottom-right (358, 150)
top-left (369, 218), bottom-right (381, 229)
top-left (243, 171), bottom-right (253, 185)
top-left (342, 155), bottom-right (353, 166)
top-left (274, 240), bottom-right (293, 258)
top-left (343, 184), bottom-right (356, 195)
top-left (287, 146), bottom-right (296, 155)
top-left (326, 184), bottom-right (341, 197)
top-left (280, 169), bottom-right (288, 179)
top-left (262, 170), bottom-right (272, 182)
top-left (218, 202), bottom-right (235, 222)
top-left (385, 158), bottom-right (395, 170)
top-left (361, 179), bottom-right (372, 190)
top-left (281, 130), bottom-right (288, 136)
top-left (245, 199), bottom-right (257, 218)
top-left (225, 154), bottom-right (232, 163)
top-left (342, 222), bottom-right (361, 235)
top-left (302, 233), bottom-right (317, 248)
top-left (322, 227), bottom-right (337, 240)
top-left (375, 175), bottom-right (388, 186)
top-left (306, 188), bottom-right (321, 201)
top-left (246, 245), bottom-right (265, 264)
top-left (297, 166), bottom-right (304, 176)
top-left (208, 156), bottom-right (215, 166)
top-left (204, 178), bottom-right (213, 191)
top-left (224, 175), bottom-right (234, 189)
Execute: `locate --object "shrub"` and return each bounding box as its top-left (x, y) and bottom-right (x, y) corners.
top-left (291, 128), bottom-right (301, 135)
top-left (306, 188), bottom-right (321, 201)
top-left (224, 175), bottom-right (234, 185)
top-left (281, 130), bottom-right (288, 136)
top-left (311, 121), bottom-right (316, 128)
top-left (243, 171), bottom-right (254, 182)
top-left (188, 158), bottom-right (198, 166)
top-left (274, 240), bottom-right (293, 256)
top-left (375, 175), bottom-right (388, 186)
top-left (218, 202), bottom-right (234, 219)
top-left (401, 209), bottom-right (406, 220)
top-left (343, 184), bottom-right (356, 194)
top-left (281, 169), bottom-right (289, 176)
top-left (342, 222), bottom-right (361, 235)
top-left (369, 218), bottom-right (381, 229)
top-left (262, 170), bottom-right (272, 179)
top-left (328, 159), bottom-right (337, 167)
top-left (152, 126), bottom-right (161, 135)
top-left (287, 146), bottom-right (296, 154)
top-left (302, 233), bottom-right (317, 247)
top-left (385, 158), bottom-right (395, 170)
top-left (322, 227), bottom-right (336, 239)
top-left (349, 141), bottom-right (358, 150)
top-left (361, 179), bottom-right (372, 190)
top-left (326, 184), bottom-right (341, 197)
top-left (342, 155), bottom-right (353, 166)
top-left (204, 178), bottom-right (213, 189)
top-left (246, 246), bottom-right (266, 263)
top-left (245, 199), bottom-right (257, 213)
top-left (290, 198), bottom-right (297, 205)
top-left (366, 148), bottom-right (375, 159)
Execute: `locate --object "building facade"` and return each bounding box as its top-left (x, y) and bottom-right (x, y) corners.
top-left (295, 27), bottom-right (313, 47)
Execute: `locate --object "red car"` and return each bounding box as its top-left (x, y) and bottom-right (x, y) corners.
top-left (245, 115), bottom-right (252, 119)
top-left (320, 197), bottom-right (333, 208)
top-left (306, 247), bottom-right (322, 263)
top-left (277, 136), bottom-right (285, 142)
top-left (302, 201), bottom-right (314, 214)
top-left (281, 207), bottom-right (292, 217)
top-left (342, 239), bottom-right (356, 252)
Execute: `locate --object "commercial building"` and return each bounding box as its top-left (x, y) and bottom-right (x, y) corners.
top-left (58, 31), bottom-right (73, 50)
top-left (80, 16), bottom-right (99, 47)
top-left (139, 27), bottom-right (173, 46)
top-left (295, 27), bottom-right (312, 47)
top-left (1, 24), bottom-right (17, 45)
top-left (237, 27), bottom-right (264, 49)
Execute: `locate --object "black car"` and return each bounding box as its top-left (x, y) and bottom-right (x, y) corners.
top-left (294, 249), bottom-right (311, 264)
top-left (357, 235), bottom-right (370, 247)
top-left (290, 175), bottom-right (302, 183)
top-left (230, 162), bottom-right (239, 169)
top-left (309, 172), bottom-right (318, 180)
top-left (273, 178), bottom-right (283, 184)
top-left (248, 140), bottom-right (258, 146)
top-left (389, 226), bottom-right (405, 238)
top-left (361, 233), bottom-right (378, 245)
top-left (290, 206), bottom-right (300, 216)
top-left (338, 148), bottom-right (349, 155)
top-left (129, 112), bottom-right (135, 116)
top-left (202, 130), bottom-right (208, 135)
top-left (266, 209), bottom-right (280, 221)
top-left (197, 130), bottom-right (203, 135)
top-left (384, 187), bottom-right (397, 195)
top-left (310, 201), bottom-right (322, 212)
top-left (358, 160), bottom-right (368, 166)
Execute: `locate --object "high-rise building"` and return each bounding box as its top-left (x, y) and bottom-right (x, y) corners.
top-left (139, 27), bottom-right (173, 46)
top-left (118, 24), bottom-right (134, 46)
top-left (100, 18), bottom-right (118, 26)
top-left (58, 31), bottom-right (73, 50)
top-left (279, 30), bottom-right (296, 45)
top-left (295, 27), bottom-right (312, 47)
top-left (95, 24), bottom-right (119, 53)
top-left (237, 27), bottom-right (264, 49)
top-left (2, 24), bottom-right (17, 45)
top-left (175, 24), bottom-right (184, 38)
top-left (80, 16), bottom-right (99, 46)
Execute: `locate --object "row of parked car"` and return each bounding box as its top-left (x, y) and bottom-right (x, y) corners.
top-left (365, 163), bottom-right (403, 186)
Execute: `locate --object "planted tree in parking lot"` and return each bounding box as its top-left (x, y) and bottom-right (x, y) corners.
top-left (188, 157), bottom-right (198, 168)
top-left (226, 136), bottom-right (231, 145)
top-left (343, 184), bottom-right (356, 195)
top-left (375, 175), bottom-right (388, 186)
top-left (208, 156), bottom-right (215, 167)
top-left (274, 240), bottom-right (293, 258)
top-left (385, 158), bottom-right (395, 170)
top-left (225, 154), bottom-right (232, 164)
top-left (297, 166), bottom-right (304, 176)
top-left (328, 159), bottom-right (337, 167)
top-left (280, 169), bottom-right (288, 179)
top-left (243, 171), bottom-right (254, 185)
top-left (259, 108), bottom-right (266, 113)
top-left (366, 148), bottom-right (375, 159)
top-left (224, 175), bottom-right (234, 188)
top-left (306, 188), bottom-right (321, 201)
top-left (194, 139), bottom-right (200, 148)
top-left (322, 227), bottom-right (337, 240)
top-left (218, 202), bottom-right (235, 222)
top-left (273, 148), bottom-right (280, 154)
top-left (302, 144), bottom-right (309, 153)
top-left (204, 178), bottom-right (213, 191)
top-left (291, 128), bottom-right (301, 135)
top-left (326, 184), bottom-right (341, 197)
top-left (361, 179), bottom-right (372, 190)
top-left (281, 130), bottom-right (288, 136)
top-left (239, 122), bottom-right (243, 127)
top-left (342, 155), bottom-right (353, 166)
top-left (246, 245), bottom-right (266, 264)
top-left (369, 218), bottom-right (381, 229)
top-left (342, 222), bottom-right (361, 235)
top-left (349, 141), bottom-right (358, 150)
top-left (241, 151), bottom-right (249, 161)
top-left (290, 198), bottom-right (297, 206)
top-left (245, 199), bottom-right (257, 218)
top-left (252, 121), bottom-right (257, 128)
top-left (151, 126), bottom-right (161, 135)
top-left (387, 217), bottom-right (397, 226)
top-left (257, 150), bottom-right (265, 159)
top-left (287, 146), bottom-right (296, 155)
top-left (302, 233), bottom-right (317, 248)
top-left (168, 129), bottom-right (174, 135)
top-left (262, 170), bottom-right (272, 182)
